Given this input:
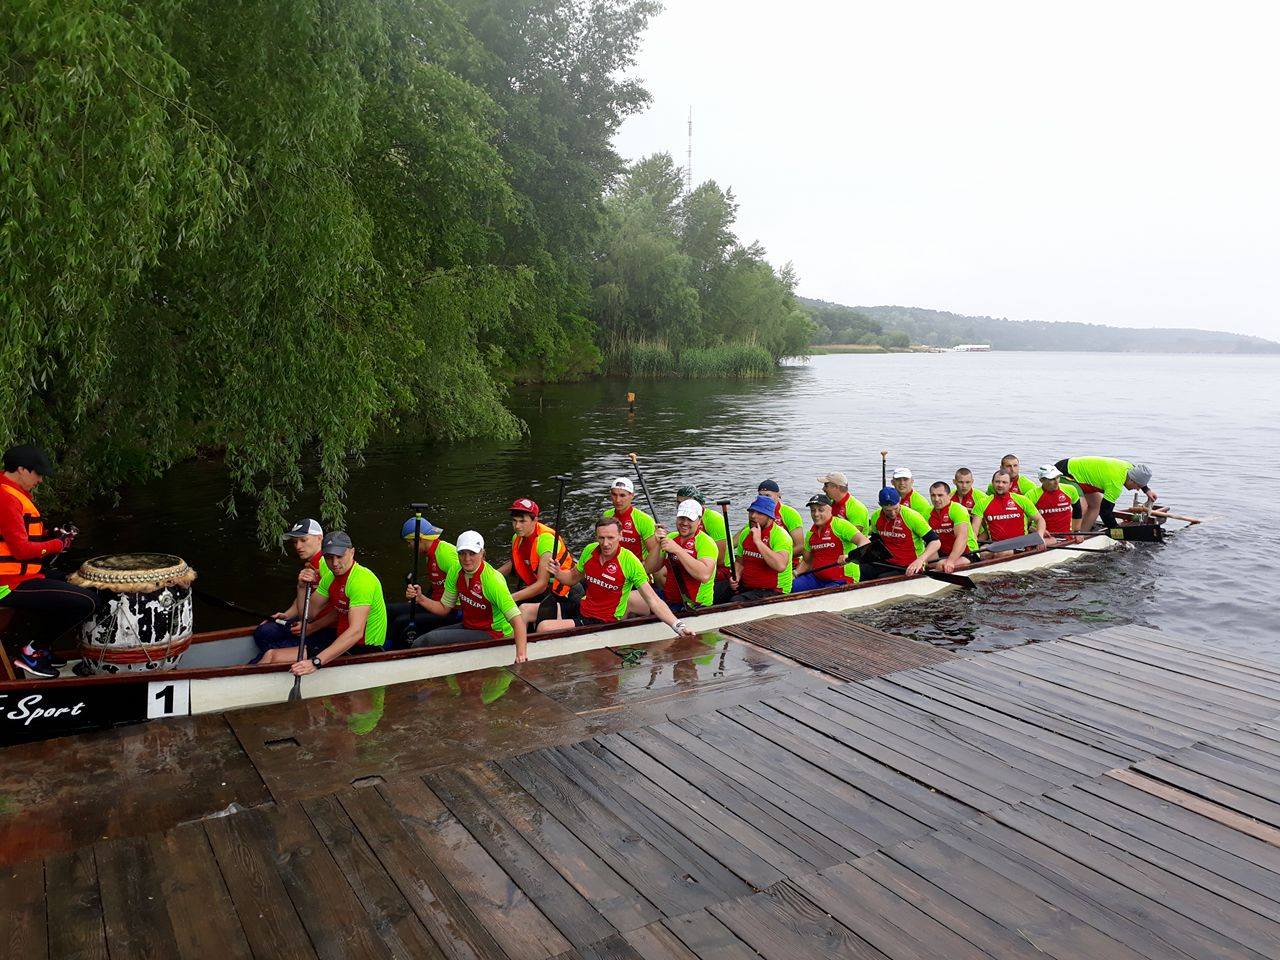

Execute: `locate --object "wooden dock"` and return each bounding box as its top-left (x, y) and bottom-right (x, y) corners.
top-left (3, 621), bottom-right (1280, 958)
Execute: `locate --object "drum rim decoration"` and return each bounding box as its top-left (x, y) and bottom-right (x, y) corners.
top-left (69, 553), bottom-right (198, 593)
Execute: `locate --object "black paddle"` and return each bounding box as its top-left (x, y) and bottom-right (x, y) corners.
top-left (194, 588), bottom-right (275, 622)
top-left (880, 449), bottom-right (888, 489)
top-left (548, 473), bottom-right (570, 613)
top-left (717, 498), bottom-right (736, 582)
top-left (288, 584), bottom-right (314, 703)
top-left (629, 454), bottom-right (693, 606)
top-left (978, 533), bottom-right (1046, 553)
top-left (403, 503), bottom-right (429, 645)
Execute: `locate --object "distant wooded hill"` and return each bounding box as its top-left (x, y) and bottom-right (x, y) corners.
top-left (800, 299), bottom-right (1280, 354)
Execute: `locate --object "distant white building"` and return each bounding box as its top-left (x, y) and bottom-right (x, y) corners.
top-left (951, 343), bottom-right (992, 352)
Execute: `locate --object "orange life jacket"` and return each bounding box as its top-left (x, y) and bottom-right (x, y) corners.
top-left (512, 522), bottom-right (573, 598)
top-left (0, 482), bottom-right (47, 583)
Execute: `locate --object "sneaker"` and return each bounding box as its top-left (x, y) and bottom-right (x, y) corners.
top-left (13, 651), bottom-right (59, 680)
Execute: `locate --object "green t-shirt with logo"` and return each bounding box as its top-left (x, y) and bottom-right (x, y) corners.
top-left (977, 492), bottom-right (1042, 536)
top-left (734, 523), bottom-right (795, 593)
top-left (937, 501), bottom-right (979, 552)
top-left (868, 505), bottom-right (933, 557)
top-left (842, 496), bottom-right (870, 535)
top-left (898, 489), bottom-right (933, 518)
top-left (578, 542), bottom-right (649, 620)
top-left (603, 505), bottom-right (657, 559)
top-left (317, 561), bottom-right (388, 648)
top-left (441, 562), bottom-right (520, 638)
top-left (803, 515), bottom-right (863, 581)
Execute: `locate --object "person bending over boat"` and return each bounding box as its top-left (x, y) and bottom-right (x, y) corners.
top-left (926, 482), bottom-right (981, 573)
top-left (1053, 457), bottom-right (1156, 531)
top-left (495, 498), bottom-right (580, 626)
top-left (603, 477), bottom-right (661, 573)
top-left (407, 531), bottom-right (528, 661)
top-left (1, 445), bottom-right (98, 680)
top-left (817, 471), bottom-right (870, 533)
top-left (985, 454), bottom-right (1038, 498)
top-left (251, 518), bottom-right (338, 664)
top-left (792, 494), bottom-right (870, 592)
top-left (865, 487), bottom-right (940, 579)
top-left (951, 468), bottom-right (991, 520)
top-left (261, 531), bottom-right (388, 674)
top-left (676, 486), bottom-right (732, 600)
top-left (654, 499), bottom-right (718, 613)
top-left (538, 517), bottom-right (694, 636)
top-left (1031, 465), bottom-right (1081, 543)
top-left (890, 468), bottom-right (932, 518)
top-left (755, 479), bottom-right (804, 557)
top-left (976, 470), bottom-right (1046, 555)
top-left (731, 496), bottom-right (794, 600)
top-left (388, 515), bottom-right (459, 647)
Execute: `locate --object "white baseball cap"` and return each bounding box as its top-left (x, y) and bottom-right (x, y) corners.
top-left (610, 477), bottom-right (635, 493)
top-left (456, 530), bottom-right (485, 553)
top-left (284, 517), bottom-right (323, 539)
top-left (1038, 464), bottom-right (1062, 480)
top-left (891, 467), bottom-right (913, 480)
top-left (676, 498), bottom-right (703, 521)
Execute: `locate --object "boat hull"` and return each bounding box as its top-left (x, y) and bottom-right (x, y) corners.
top-left (0, 535), bottom-right (1118, 744)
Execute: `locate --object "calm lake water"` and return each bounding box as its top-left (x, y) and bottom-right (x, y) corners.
top-left (74, 352), bottom-right (1279, 659)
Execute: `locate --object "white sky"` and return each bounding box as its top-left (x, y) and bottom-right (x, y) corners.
top-left (614, 2), bottom-right (1280, 338)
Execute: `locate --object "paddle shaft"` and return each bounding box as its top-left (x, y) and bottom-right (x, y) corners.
top-left (1118, 507), bottom-right (1201, 524)
top-left (288, 584), bottom-right (314, 703)
top-left (881, 450), bottom-right (888, 488)
top-left (718, 500), bottom-right (736, 572)
top-left (548, 474), bottom-right (569, 612)
top-left (406, 508), bottom-right (423, 640)
top-left (630, 454), bottom-right (691, 605)
top-left (194, 588), bottom-right (274, 622)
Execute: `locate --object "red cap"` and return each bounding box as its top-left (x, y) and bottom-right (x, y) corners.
top-left (509, 497), bottom-right (540, 517)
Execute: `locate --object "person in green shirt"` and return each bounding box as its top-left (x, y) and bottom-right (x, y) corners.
top-left (411, 531), bottom-right (528, 661)
top-left (985, 454), bottom-right (1039, 498)
top-left (890, 467), bottom-right (933, 517)
top-left (604, 477), bottom-right (661, 573)
top-left (816, 471), bottom-right (870, 533)
top-left (676, 486), bottom-right (734, 604)
top-left (951, 468), bottom-right (992, 520)
top-left (732, 496), bottom-right (795, 599)
top-left (1054, 457), bottom-right (1157, 530)
top-left (793, 494), bottom-right (870, 592)
top-left (655, 499), bottom-right (719, 611)
top-left (265, 531), bottom-right (388, 676)
top-left (925, 481), bottom-right (980, 574)
top-left (866, 488), bottom-right (941, 579)
top-left (756, 479), bottom-right (804, 557)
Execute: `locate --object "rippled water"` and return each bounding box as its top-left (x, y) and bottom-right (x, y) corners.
top-left (77, 352), bottom-right (1280, 659)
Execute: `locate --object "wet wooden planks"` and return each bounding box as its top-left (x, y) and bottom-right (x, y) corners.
top-left (7, 623), bottom-right (1280, 959)
top-left (720, 612), bottom-right (955, 681)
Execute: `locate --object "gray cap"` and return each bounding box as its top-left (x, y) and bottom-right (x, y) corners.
top-left (1127, 463), bottom-right (1152, 487)
top-left (321, 530), bottom-right (354, 555)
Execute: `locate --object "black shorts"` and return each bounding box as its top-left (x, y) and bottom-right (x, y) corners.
top-left (570, 615), bottom-right (612, 628)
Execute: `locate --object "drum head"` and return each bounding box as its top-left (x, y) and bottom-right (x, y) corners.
top-left (70, 553), bottom-right (197, 592)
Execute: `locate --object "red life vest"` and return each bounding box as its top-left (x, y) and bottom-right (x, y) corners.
top-left (806, 522), bottom-right (849, 582)
top-left (0, 480), bottom-right (50, 588)
top-left (984, 493), bottom-right (1030, 542)
top-left (1034, 488), bottom-right (1074, 535)
top-left (662, 528), bottom-right (703, 603)
top-left (612, 507), bottom-right (646, 562)
top-left (832, 493), bottom-right (851, 520)
top-left (929, 506), bottom-right (962, 556)
top-left (579, 548), bottom-right (632, 623)
top-left (739, 521), bottom-right (782, 590)
top-left (512, 522), bottom-right (573, 598)
top-left (874, 510), bottom-right (919, 567)
top-left (453, 562), bottom-right (501, 636)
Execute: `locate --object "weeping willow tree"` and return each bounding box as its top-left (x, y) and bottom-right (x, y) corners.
top-left (1, 0), bottom-right (657, 540)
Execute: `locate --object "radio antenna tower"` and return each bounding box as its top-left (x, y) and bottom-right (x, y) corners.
top-left (685, 106), bottom-right (693, 193)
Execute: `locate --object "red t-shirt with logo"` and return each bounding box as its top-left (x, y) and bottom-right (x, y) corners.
top-left (1034, 489), bottom-right (1074, 535)
top-left (805, 522), bottom-right (848, 582)
top-left (873, 510), bottom-right (922, 567)
top-left (578, 544), bottom-right (647, 622)
top-left (982, 493), bottom-right (1033, 542)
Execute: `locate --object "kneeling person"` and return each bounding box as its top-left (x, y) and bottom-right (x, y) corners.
top-left (926, 482), bottom-right (980, 573)
top-left (539, 517), bottom-right (694, 636)
top-left (732, 496), bottom-right (794, 600)
top-left (409, 531), bottom-right (527, 662)
top-left (793, 494), bottom-right (869, 592)
top-left (261, 532), bottom-right (388, 675)
top-left (655, 499), bottom-right (718, 613)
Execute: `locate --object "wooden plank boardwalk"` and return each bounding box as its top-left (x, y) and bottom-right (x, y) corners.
top-left (3, 621), bottom-right (1280, 958)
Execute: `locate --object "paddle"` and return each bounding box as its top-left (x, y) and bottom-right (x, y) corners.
top-left (880, 450), bottom-right (888, 488)
top-left (629, 453), bottom-right (693, 606)
top-left (977, 533), bottom-right (1046, 553)
top-left (1117, 507), bottom-right (1203, 525)
top-left (403, 502), bottom-right (429, 645)
top-left (548, 473), bottom-right (570, 616)
top-left (717, 498), bottom-right (736, 576)
top-left (193, 588), bottom-right (274, 622)
top-left (288, 583), bottom-right (314, 703)
top-left (876, 558), bottom-right (975, 589)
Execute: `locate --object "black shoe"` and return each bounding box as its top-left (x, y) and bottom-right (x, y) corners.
top-left (13, 651), bottom-right (59, 680)
top-left (47, 651), bottom-right (68, 669)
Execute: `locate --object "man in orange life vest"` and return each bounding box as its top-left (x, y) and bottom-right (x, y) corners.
top-left (1, 445), bottom-right (98, 680)
top-left (495, 497), bottom-right (581, 625)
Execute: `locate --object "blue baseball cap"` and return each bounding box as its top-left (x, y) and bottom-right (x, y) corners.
top-left (878, 486), bottom-right (900, 507)
top-left (748, 495), bottom-right (777, 517)
top-left (402, 516), bottom-right (443, 540)
top-left (757, 479), bottom-right (781, 493)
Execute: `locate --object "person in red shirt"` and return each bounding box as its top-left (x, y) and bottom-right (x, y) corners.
top-left (249, 518), bottom-right (341, 663)
top-left (978, 470), bottom-right (1047, 556)
top-left (0, 445), bottom-right (98, 679)
top-left (1031, 465), bottom-right (1080, 544)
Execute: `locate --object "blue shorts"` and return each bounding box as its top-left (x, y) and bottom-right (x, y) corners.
top-left (791, 571), bottom-right (853, 594)
top-left (251, 619), bottom-right (337, 663)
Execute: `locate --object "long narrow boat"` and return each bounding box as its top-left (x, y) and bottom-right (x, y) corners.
top-left (0, 534), bottom-right (1122, 744)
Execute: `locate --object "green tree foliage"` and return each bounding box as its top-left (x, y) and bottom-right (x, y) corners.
top-left (591, 153), bottom-right (813, 373)
top-left (1, 0), bottom-right (656, 537)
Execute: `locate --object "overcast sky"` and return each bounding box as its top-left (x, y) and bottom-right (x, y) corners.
top-left (614, 2), bottom-right (1279, 338)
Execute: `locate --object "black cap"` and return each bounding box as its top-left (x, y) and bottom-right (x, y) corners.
top-left (284, 518), bottom-right (323, 539)
top-left (757, 479), bottom-right (781, 493)
top-left (321, 531), bottom-right (354, 555)
top-left (806, 494), bottom-right (833, 507)
top-left (2, 445), bottom-right (54, 476)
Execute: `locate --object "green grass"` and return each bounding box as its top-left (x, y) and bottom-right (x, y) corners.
top-left (604, 340), bottom-right (777, 378)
